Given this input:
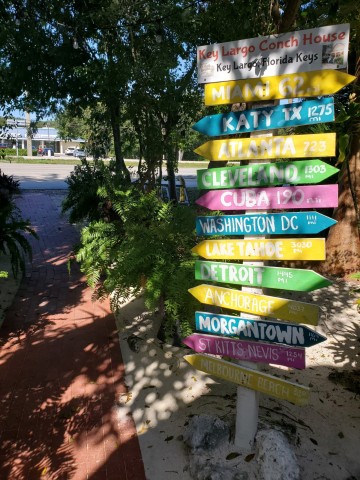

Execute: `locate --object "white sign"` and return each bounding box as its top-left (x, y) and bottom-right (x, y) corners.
top-left (197, 24), bottom-right (350, 84)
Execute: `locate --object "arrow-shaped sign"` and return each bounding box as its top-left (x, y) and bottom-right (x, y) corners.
top-left (192, 238), bottom-right (325, 261)
top-left (189, 284), bottom-right (319, 325)
top-left (195, 311), bottom-right (327, 347)
top-left (197, 160), bottom-right (339, 190)
top-left (194, 133), bottom-right (336, 161)
top-left (193, 98), bottom-right (335, 136)
top-left (196, 212), bottom-right (336, 236)
top-left (184, 354), bottom-right (310, 405)
top-left (196, 184), bottom-right (338, 211)
top-left (183, 333), bottom-right (306, 369)
top-left (204, 70), bottom-right (356, 106)
top-left (195, 261), bottom-right (332, 292)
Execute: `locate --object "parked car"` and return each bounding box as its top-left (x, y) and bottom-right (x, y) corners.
top-left (42, 148), bottom-right (54, 156)
top-left (65, 146), bottom-right (76, 155)
top-left (73, 149), bottom-right (86, 158)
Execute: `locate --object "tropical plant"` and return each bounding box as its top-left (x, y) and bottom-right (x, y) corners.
top-left (0, 201), bottom-right (38, 279)
top-left (62, 158), bottom-right (130, 224)
top-left (75, 185), bottom-right (198, 340)
top-left (0, 168), bottom-right (38, 278)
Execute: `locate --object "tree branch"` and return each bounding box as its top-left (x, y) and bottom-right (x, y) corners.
top-left (278, 0), bottom-right (302, 33)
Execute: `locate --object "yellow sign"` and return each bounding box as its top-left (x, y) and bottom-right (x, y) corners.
top-left (185, 354), bottom-right (310, 406)
top-left (194, 133), bottom-right (336, 161)
top-left (204, 70), bottom-right (356, 106)
top-left (188, 284), bottom-right (319, 325)
top-left (192, 238), bottom-right (326, 261)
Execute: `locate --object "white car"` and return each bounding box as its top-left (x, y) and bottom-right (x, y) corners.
top-left (65, 146), bottom-right (76, 155)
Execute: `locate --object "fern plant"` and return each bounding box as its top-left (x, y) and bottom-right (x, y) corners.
top-left (76, 184), bottom-right (199, 340)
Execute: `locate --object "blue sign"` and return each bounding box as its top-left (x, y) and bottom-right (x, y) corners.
top-left (192, 97), bottom-right (334, 136)
top-left (196, 212), bottom-right (336, 236)
top-left (195, 311), bottom-right (326, 347)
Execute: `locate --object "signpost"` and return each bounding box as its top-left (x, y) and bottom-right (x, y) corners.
top-left (194, 133), bottom-right (336, 161)
top-left (196, 212), bottom-right (336, 236)
top-left (183, 333), bottom-right (306, 369)
top-left (197, 160), bottom-right (339, 189)
top-left (187, 21), bottom-right (348, 449)
top-left (192, 98), bottom-right (334, 136)
top-left (188, 284), bottom-right (320, 325)
top-left (194, 261), bottom-right (332, 291)
top-left (195, 184), bottom-right (338, 211)
top-left (195, 311), bottom-right (327, 347)
top-left (203, 70), bottom-right (356, 105)
top-left (192, 238), bottom-right (326, 261)
top-left (184, 354), bottom-right (310, 405)
top-left (197, 24), bottom-right (350, 84)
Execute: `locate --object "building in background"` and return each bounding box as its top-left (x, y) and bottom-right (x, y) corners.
top-left (0, 124), bottom-right (85, 154)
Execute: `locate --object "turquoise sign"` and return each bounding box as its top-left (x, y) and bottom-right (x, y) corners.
top-left (192, 97), bottom-right (334, 136)
top-left (195, 311), bottom-right (327, 347)
top-left (196, 212), bottom-right (336, 236)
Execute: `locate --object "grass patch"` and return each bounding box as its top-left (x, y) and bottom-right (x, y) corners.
top-left (0, 157), bottom-right (208, 168)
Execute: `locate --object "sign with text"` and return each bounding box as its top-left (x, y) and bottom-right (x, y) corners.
top-left (183, 333), bottom-right (306, 369)
top-left (196, 212), bottom-right (336, 236)
top-left (197, 160), bottom-right (339, 190)
top-left (194, 133), bottom-right (336, 161)
top-left (196, 184), bottom-right (338, 211)
top-left (195, 311), bottom-right (327, 347)
top-left (188, 284), bottom-right (320, 325)
top-left (204, 71), bottom-right (356, 105)
top-left (192, 98), bottom-right (334, 136)
top-left (197, 24), bottom-right (350, 83)
top-left (195, 261), bottom-right (332, 292)
top-left (192, 238), bottom-right (325, 261)
top-left (185, 354), bottom-right (310, 405)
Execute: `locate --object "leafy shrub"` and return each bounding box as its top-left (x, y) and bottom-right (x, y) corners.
top-left (62, 159), bottom-right (125, 223)
top-left (75, 185), bottom-right (199, 340)
top-left (0, 148), bottom-right (32, 156)
top-left (0, 202), bottom-right (38, 277)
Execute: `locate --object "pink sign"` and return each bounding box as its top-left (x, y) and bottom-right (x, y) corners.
top-left (183, 333), bottom-right (305, 369)
top-left (196, 184), bottom-right (338, 211)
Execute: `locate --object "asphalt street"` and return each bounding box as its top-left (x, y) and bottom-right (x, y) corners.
top-left (0, 162), bottom-right (199, 190)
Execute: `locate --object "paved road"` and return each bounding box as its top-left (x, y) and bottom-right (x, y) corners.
top-left (0, 162), bottom-right (199, 189)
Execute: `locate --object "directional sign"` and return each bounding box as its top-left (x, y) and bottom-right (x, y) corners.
top-left (192, 238), bottom-right (325, 261)
top-left (194, 133), bottom-right (336, 161)
top-left (196, 212), bottom-right (336, 236)
top-left (195, 311), bottom-right (327, 347)
top-left (197, 24), bottom-right (350, 83)
top-left (197, 160), bottom-right (339, 190)
top-left (195, 261), bottom-right (332, 292)
top-left (193, 98), bottom-right (334, 137)
top-left (184, 354), bottom-right (310, 405)
top-left (196, 184), bottom-right (338, 211)
top-left (183, 333), bottom-right (306, 369)
top-left (188, 284), bottom-right (319, 325)
top-left (204, 71), bottom-right (356, 106)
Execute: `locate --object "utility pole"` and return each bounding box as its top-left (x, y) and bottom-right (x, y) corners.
top-left (26, 111), bottom-right (32, 157)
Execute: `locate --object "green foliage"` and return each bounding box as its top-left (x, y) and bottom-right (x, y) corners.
top-left (0, 203), bottom-right (37, 278)
top-left (0, 148), bottom-right (32, 156)
top-left (62, 159), bottom-right (125, 224)
top-left (0, 169), bottom-right (38, 278)
top-left (75, 184), bottom-right (198, 338)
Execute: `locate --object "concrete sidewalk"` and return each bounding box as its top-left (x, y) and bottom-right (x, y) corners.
top-left (0, 191), bottom-right (145, 479)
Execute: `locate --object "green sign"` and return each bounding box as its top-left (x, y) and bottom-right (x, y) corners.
top-left (195, 260), bottom-right (332, 292)
top-left (197, 159), bottom-right (339, 190)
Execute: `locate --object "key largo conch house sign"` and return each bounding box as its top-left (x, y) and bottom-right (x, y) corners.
top-left (197, 23), bottom-right (350, 84)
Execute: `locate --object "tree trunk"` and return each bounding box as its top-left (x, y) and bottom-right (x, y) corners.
top-left (318, 133), bottom-right (360, 276)
top-left (165, 140), bottom-right (177, 202)
top-left (109, 103), bottom-right (131, 181)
